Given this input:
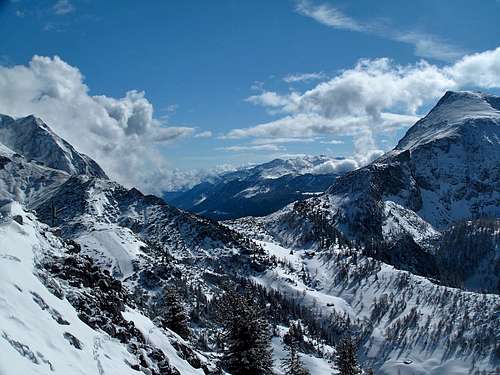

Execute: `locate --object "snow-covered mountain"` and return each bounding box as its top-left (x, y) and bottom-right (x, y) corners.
top-left (0, 114), bottom-right (107, 179)
top-left (250, 91), bottom-right (500, 292)
top-left (0, 94), bottom-right (499, 375)
top-left (165, 155), bottom-right (349, 220)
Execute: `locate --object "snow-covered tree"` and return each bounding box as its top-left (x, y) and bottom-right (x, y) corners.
top-left (334, 336), bottom-right (361, 375)
top-left (157, 286), bottom-right (190, 339)
top-left (281, 325), bottom-right (310, 375)
top-left (216, 289), bottom-right (274, 375)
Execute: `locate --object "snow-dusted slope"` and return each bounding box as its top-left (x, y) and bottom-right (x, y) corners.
top-left (0, 140), bottom-right (69, 205)
top-left (227, 220), bottom-right (500, 374)
top-left (0, 114), bottom-right (107, 178)
top-left (0, 202), bottom-right (206, 375)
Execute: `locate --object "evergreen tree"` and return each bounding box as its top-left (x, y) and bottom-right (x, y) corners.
top-left (158, 286), bottom-right (190, 339)
top-left (334, 336), bottom-right (361, 375)
top-left (216, 288), bottom-right (274, 375)
top-left (281, 325), bottom-right (310, 375)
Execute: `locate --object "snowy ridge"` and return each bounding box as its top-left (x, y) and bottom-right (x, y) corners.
top-left (0, 114), bottom-right (107, 179)
top-left (395, 91), bottom-right (500, 151)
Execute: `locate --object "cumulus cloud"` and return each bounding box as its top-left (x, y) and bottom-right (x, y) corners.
top-left (310, 158), bottom-right (359, 175)
top-left (230, 47), bottom-right (500, 163)
top-left (0, 55), bottom-right (195, 193)
top-left (310, 151), bottom-right (384, 175)
top-left (295, 0), bottom-right (464, 61)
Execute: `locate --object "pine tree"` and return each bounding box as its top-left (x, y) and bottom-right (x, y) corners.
top-left (216, 289), bottom-right (274, 375)
top-left (281, 326), bottom-right (310, 375)
top-left (334, 336), bottom-right (361, 375)
top-left (159, 286), bottom-right (190, 339)
top-left (364, 368), bottom-right (374, 375)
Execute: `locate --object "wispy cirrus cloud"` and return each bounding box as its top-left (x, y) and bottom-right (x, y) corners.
top-left (295, 0), bottom-right (465, 62)
top-left (296, 0), bottom-right (364, 32)
top-left (194, 130), bottom-right (213, 138)
top-left (53, 0), bottom-right (75, 15)
top-left (217, 144), bottom-right (285, 153)
top-left (283, 72), bottom-right (326, 83)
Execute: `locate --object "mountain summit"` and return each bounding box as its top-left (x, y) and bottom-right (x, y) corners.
top-left (395, 90), bottom-right (500, 151)
top-left (0, 114), bottom-right (107, 179)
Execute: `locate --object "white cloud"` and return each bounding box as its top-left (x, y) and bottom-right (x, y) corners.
top-left (230, 47), bottom-right (500, 163)
top-left (194, 130), bottom-right (212, 138)
top-left (448, 48), bottom-right (500, 88)
top-left (251, 137), bottom-right (317, 145)
top-left (296, 0), bottom-right (364, 32)
top-left (295, 0), bottom-right (464, 61)
top-left (0, 55), bottom-right (195, 194)
top-left (53, 0), bottom-right (75, 15)
top-left (310, 158), bottom-right (359, 175)
top-left (283, 72), bottom-right (326, 83)
top-left (310, 151), bottom-right (383, 175)
top-left (218, 144), bottom-right (285, 153)
top-left (321, 139), bottom-right (344, 145)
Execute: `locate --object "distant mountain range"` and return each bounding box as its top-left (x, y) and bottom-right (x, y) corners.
top-left (164, 155), bottom-right (352, 220)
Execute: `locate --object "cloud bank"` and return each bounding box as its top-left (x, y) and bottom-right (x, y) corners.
top-left (0, 55), bottom-right (196, 193)
top-left (230, 47), bottom-right (500, 161)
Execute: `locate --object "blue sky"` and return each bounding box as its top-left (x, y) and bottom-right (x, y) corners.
top-left (0, 0), bottom-right (499, 191)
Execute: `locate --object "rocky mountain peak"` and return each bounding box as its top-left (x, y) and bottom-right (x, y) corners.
top-left (396, 91), bottom-right (500, 151)
top-left (0, 114), bottom-right (108, 179)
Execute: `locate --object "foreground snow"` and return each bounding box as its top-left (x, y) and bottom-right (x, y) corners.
top-left (0, 202), bottom-right (205, 375)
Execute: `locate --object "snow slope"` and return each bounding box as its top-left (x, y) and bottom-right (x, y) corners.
top-left (228, 222), bottom-right (500, 374)
top-left (0, 202), bottom-right (214, 375)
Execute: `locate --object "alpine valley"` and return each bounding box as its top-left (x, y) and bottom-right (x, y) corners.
top-left (0, 91), bottom-right (499, 375)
